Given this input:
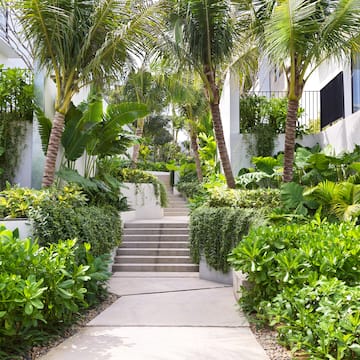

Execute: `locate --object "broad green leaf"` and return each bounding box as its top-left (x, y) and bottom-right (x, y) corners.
top-left (25, 302), bottom-right (33, 315)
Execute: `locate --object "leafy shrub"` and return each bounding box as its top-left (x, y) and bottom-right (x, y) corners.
top-left (263, 278), bottom-right (360, 359)
top-left (57, 167), bottom-right (129, 211)
top-left (176, 181), bottom-right (203, 199)
top-left (117, 168), bottom-right (167, 207)
top-left (31, 204), bottom-right (122, 257)
top-left (229, 221), bottom-right (360, 312)
top-left (190, 207), bottom-right (265, 273)
top-left (0, 185), bottom-right (87, 218)
top-left (229, 221), bottom-right (360, 359)
top-left (204, 187), bottom-right (281, 209)
top-left (0, 227), bottom-right (110, 357)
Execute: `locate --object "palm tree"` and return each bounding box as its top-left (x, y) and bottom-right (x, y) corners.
top-left (110, 66), bottom-right (168, 166)
top-left (164, 0), bottom-right (241, 188)
top-left (250, 0), bottom-right (360, 182)
top-left (14, 0), bottom-right (163, 186)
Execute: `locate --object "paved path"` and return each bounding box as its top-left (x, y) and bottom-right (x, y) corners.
top-left (39, 272), bottom-right (269, 360)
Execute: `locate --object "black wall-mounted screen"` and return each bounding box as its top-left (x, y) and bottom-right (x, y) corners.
top-left (320, 72), bottom-right (344, 129)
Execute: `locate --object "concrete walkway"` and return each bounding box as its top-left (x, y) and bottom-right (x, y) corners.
top-left (39, 272), bottom-right (269, 360)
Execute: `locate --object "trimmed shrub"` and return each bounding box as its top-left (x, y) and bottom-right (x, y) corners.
top-left (0, 185), bottom-right (87, 218)
top-left (190, 207), bottom-right (265, 273)
top-left (176, 181), bottom-right (202, 199)
top-left (263, 278), bottom-right (360, 359)
top-left (0, 227), bottom-right (110, 358)
top-left (204, 187), bottom-right (281, 209)
top-left (228, 221), bottom-right (360, 359)
top-left (31, 204), bottom-right (122, 257)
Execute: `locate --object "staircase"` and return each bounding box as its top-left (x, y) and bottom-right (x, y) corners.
top-left (113, 172), bottom-right (197, 272)
top-left (113, 221), bottom-right (199, 272)
top-left (164, 192), bottom-right (189, 216)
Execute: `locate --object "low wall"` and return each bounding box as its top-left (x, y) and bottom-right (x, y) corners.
top-left (232, 110), bottom-right (360, 173)
top-left (122, 183), bottom-right (163, 220)
top-left (1, 218), bottom-right (33, 239)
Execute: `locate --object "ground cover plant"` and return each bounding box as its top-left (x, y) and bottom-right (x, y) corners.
top-left (0, 185), bottom-right (87, 218)
top-left (189, 187), bottom-right (278, 273)
top-left (229, 220), bottom-right (360, 359)
top-left (0, 227), bottom-right (111, 359)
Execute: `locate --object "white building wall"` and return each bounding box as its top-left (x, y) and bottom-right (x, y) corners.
top-left (220, 56), bottom-right (360, 173)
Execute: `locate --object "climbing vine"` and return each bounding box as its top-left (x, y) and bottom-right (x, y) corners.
top-left (0, 66), bottom-right (33, 188)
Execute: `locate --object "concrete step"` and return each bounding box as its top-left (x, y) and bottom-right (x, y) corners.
top-left (124, 223), bottom-right (188, 229)
top-left (123, 234), bottom-right (188, 242)
top-left (164, 207), bottom-right (189, 212)
top-left (121, 241), bottom-right (189, 249)
top-left (164, 211), bottom-right (189, 216)
top-left (123, 228), bottom-right (189, 235)
top-left (117, 248), bottom-right (191, 256)
top-left (114, 255), bottom-right (193, 264)
top-left (112, 263), bottom-right (199, 272)
top-left (166, 203), bottom-right (188, 208)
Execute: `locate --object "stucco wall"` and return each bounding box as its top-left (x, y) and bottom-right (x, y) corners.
top-left (220, 67), bottom-right (360, 174)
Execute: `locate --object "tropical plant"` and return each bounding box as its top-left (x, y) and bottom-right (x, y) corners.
top-left (164, 0), bottom-right (251, 188)
top-left (190, 207), bottom-right (261, 273)
top-left (249, 0), bottom-right (360, 182)
top-left (13, 0), bottom-right (163, 187)
top-left (0, 227), bottom-right (111, 357)
top-left (38, 97), bottom-right (148, 177)
top-left (0, 66), bottom-right (33, 188)
top-left (110, 66), bottom-right (169, 165)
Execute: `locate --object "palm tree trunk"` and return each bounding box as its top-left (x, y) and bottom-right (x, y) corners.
top-left (209, 101), bottom-right (236, 188)
top-left (190, 131), bottom-right (203, 182)
top-left (131, 118), bottom-right (145, 167)
top-left (42, 111), bottom-right (66, 187)
top-left (283, 98), bottom-right (299, 182)
top-left (204, 67), bottom-right (235, 189)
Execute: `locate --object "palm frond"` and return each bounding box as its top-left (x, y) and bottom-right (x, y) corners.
top-left (34, 106), bottom-right (52, 155)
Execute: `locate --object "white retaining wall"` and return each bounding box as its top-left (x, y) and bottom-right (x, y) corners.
top-left (121, 183), bottom-right (163, 219)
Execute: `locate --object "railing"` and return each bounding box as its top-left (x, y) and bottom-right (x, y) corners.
top-left (244, 90), bottom-right (321, 134)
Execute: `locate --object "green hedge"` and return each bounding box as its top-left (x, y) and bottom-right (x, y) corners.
top-left (229, 221), bottom-right (360, 359)
top-left (176, 181), bottom-right (202, 199)
top-left (31, 204), bottom-right (122, 257)
top-left (204, 187), bottom-right (281, 209)
top-left (0, 227), bottom-right (110, 358)
top-left (190, 207), bottom-right (265, 273)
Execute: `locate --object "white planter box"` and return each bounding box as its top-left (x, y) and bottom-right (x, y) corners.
top-left (232, 270), bottom-right (248, 301)
top-left (122, 183), bottom-right (164, 219)
top-left (0, 218), bottom-right (33, 239)
top-left (119, 210), bottom-right (137, 223)
top-left (199, 256), bottom-right (233, 285)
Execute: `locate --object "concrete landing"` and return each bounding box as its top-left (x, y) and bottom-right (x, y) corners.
top-left (39, 272), bottom-right (269, 360)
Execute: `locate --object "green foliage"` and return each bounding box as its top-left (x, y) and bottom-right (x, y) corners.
top-left (229, 221), bottom-right (360, 312)
top-left (176, 181), bottom-right (203, 199)
top-left (57, 167), bottom-right (129, 211)
top-left (280, 182), bottom-right (318, 216)
top-left (204, 187), bottom-right (281, 210)
top-left (190, 207), bottom-right (262, 273)
top-left (236, 154), bottom-right (283, 189)
top-left (305, 180), bottom-right (360, 221)
top-left (0, 66), bottom-right (33, 188)
top-left (30, 204), bottom-right (122, 258)
top-left (0, 185), bottom-right (87, 219)
top-left (240, 95), bottom-right (304, 157)
top-left (0, 227), bottom-right (111, 356)
top-left (264, 278), bottom-right (360, 360)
